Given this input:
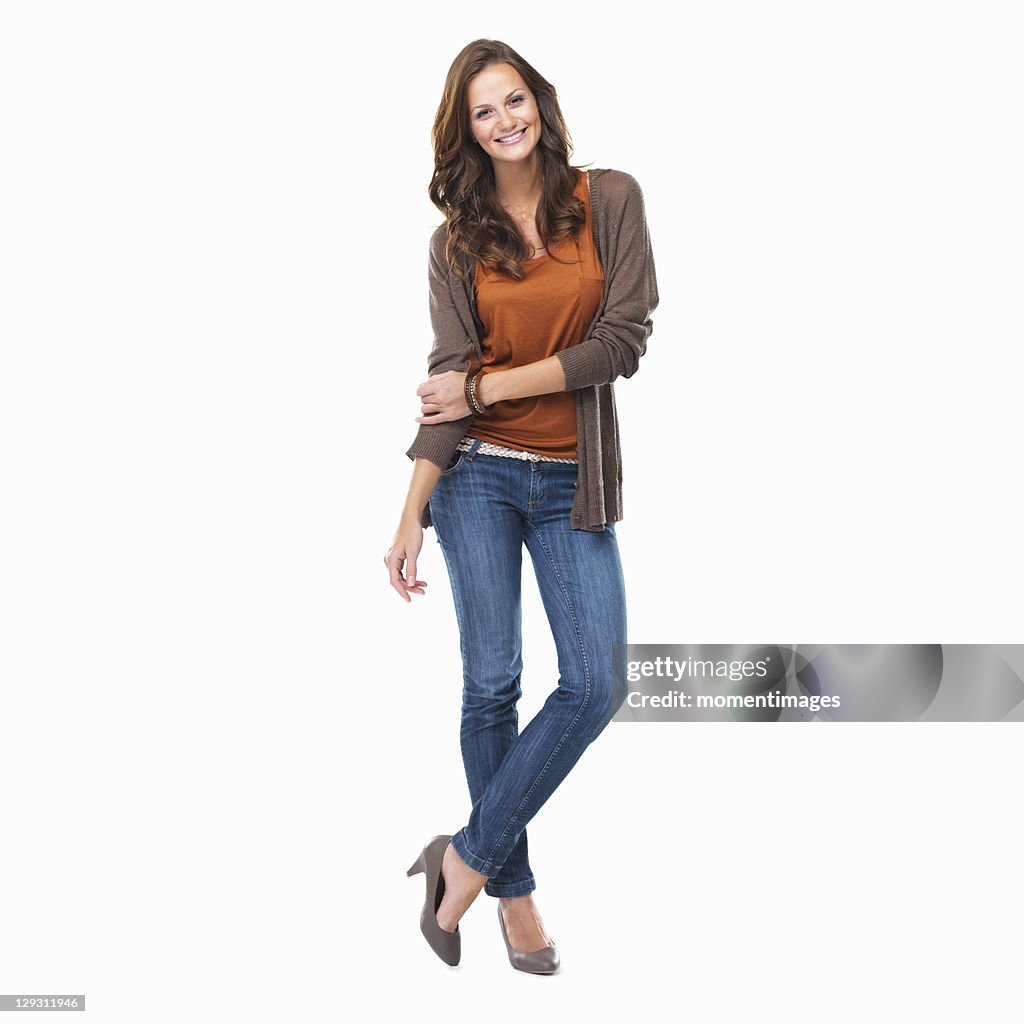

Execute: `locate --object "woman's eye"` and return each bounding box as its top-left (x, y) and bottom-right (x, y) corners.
top-left (510, 95), bottom-right (523, 106)
top-left (475, 109), bottom-right (491, 119)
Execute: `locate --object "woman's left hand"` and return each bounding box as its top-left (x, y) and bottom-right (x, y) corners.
top-left (414, 370), bottom-right (471, 424)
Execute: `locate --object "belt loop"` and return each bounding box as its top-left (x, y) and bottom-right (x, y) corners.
top-left (465, 437), bottom-right (483, 461)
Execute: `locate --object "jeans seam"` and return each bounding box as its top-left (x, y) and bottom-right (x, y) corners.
top-left (452, 828), bottom-right (499, 876)
top-left (485, 874), bottom-right (536, 895)
top-left (481, 519), bottom-right (593, 868)
top-left (436, 540), bottom-right (470, 670)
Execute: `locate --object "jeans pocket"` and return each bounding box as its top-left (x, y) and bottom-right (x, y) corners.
top-left (440, 450), bottom-right (465, 476)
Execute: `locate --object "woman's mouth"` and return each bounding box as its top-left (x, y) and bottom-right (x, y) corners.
top-left (495, 128), bottom-right (527, 146)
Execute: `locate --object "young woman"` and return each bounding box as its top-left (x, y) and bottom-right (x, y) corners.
top-left (385, 38), bottom-right (658, 973)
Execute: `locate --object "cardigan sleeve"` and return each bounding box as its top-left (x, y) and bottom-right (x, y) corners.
top-left (555, 172), bottom-right (659, 391)
top-left (404, 226), bottom-right (479, 469)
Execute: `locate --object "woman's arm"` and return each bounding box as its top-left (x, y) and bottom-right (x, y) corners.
top-left (415, 173), bottom-right (658, 423)
top-left (555, 171), bottom-right (658, 390)
top-left (385, 456), bottom-right (444, 602)
top-left (477, 356), bottom-right (565, 404)
top-left (406, 226), bottom-right (480, 466)
top-left (414, 356), bottom-right (566, 424)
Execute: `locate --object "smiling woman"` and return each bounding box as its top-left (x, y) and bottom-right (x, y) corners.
top-left (470, 71), bottom-right (540, 156)
top-left (429, 44), bottom-right (588, 280)
top-left (468, 69), bottom-right (549, 256)
top-left (385, 37), bottom-right (659, 976)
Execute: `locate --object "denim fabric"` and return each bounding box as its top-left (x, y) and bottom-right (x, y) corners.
top-left (427, 437), bottom-right (628, 898)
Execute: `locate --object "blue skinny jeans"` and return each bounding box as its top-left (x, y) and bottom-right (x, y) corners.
top-left (426, 437), bottom-right (628, 898)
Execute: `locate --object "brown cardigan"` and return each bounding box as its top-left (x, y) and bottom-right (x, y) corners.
top-left (405, 167), bottom-right (659, 531)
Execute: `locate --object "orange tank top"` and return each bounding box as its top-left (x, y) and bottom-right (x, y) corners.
top-left (467, 169), bottom-right (605, 459)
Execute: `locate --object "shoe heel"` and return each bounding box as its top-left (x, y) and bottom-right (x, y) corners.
top-left (408, 834), bottom-right (460, 966)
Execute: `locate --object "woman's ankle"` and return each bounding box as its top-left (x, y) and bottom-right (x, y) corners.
top-left (445, 841), bottom-right (489, 888)
top-left (499, 894), bottom-right (537, 910)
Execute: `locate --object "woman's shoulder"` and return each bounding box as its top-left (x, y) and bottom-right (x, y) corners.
top-left (427, 221), bottom-right (476, 287)
top-left (428, 222), bottom-right (459, 273)
top-left (429, 222), bottom-right (449, 257)
top-left (588, 167), bottom-right (645, 204)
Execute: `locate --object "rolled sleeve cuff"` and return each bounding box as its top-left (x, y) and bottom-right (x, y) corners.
top-left (405, 417), bottom-right (474, 469)
top-left (555, 344), bottom-right (611, 393)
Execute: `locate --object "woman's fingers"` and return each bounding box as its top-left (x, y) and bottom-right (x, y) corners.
top-left (385, 549), bottom-right (411, 602)
top-left (414, 371), bottom-right (472, 424)
top-left (385, 546), bottom-right (429, 601)
top-left (415, 377), bottom-right (444, 400)
top-left (416, 369), bottom-right (459, 396)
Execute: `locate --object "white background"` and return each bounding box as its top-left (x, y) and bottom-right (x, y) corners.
top-left (1, 1), bottom-right (1022, 1021)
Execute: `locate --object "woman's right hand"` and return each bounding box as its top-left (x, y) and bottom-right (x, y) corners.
top-left (385, 516), bottom-right (429, 603)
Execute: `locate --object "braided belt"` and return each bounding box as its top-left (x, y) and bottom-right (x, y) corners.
top-left (456, 434), bottom-right (578, 464)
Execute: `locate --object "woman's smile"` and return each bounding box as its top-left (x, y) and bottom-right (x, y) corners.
top-left (495, 127), bottom-right (527, 145)
top-left (467, 63), bottom-right (542, 161)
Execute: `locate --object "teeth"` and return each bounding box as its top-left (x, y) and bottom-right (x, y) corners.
top-left (498, 129), bottom-right (525, 143)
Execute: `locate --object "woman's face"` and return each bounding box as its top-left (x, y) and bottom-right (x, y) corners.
top-left (466, 63), bottom-right (542, 167)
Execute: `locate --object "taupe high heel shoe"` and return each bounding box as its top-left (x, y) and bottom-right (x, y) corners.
top-left (497, 903), bottom-right (560, 974)
top-left (406, 835), bottom-right (461, 966)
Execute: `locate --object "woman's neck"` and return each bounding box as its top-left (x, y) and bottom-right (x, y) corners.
top-left (493, 153), bottom-right (543, 212)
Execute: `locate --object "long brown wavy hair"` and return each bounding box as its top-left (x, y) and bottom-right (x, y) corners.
top-left (429, 39), bottom-right (587, 281)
